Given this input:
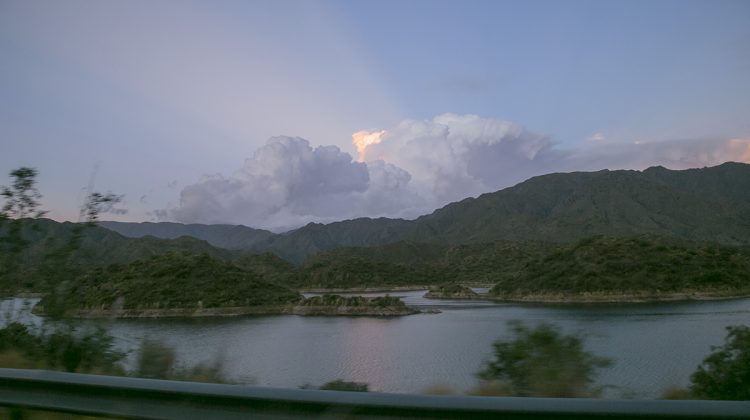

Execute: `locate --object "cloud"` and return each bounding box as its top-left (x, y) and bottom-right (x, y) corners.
top-left (167, 137), bottom-right (417, 230)
top-left (588, 132), bottom-right (606, 142)
top-left (163, 114), bottom-right (750, 230)
top-left (360, 113), bottom-right (554, 202)
top-left (352, 130), bottom-right (386, 161)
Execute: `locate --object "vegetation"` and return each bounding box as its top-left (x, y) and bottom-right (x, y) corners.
top-left (489, 236), bottom-right (750, 300)
top-left (477, 322), bottom-right (611, 397)
top-left (0, 323), bottom-right (231, 385)
top-left (293, 294), bottom-right (418, 316)
top-left (0, 218), bottom-right (238, 294)
top-left (0, 322), bottom-right (123, 374)
top-left (0, 167), bottom-right (46, 292)
top-left (301, 379), bottom-right (370, 392)
top-left (38, 252), bottom-right (302, 315)
top-left (424, 284), bottom-right (479, 299)
top-left (318, 379), bottom-right (369, 392)
top-left (690, 325), bottom-right (750, 400)
top-left (292, 240), bottom-right (553, 289)
top-left (6, 222), bottom-right (749, 300)
top-left (135, 339), bottom-right (229, 383)
top-left (301, 294), bottom-right (406, 308)
top-left (293, 235), bottom-right (750, 298)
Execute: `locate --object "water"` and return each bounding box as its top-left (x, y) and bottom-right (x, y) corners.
top-left (3, 292), bottom-right (749, 398)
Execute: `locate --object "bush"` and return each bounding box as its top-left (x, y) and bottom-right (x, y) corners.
top-left (0, 322), bottom-right (123, 374)
top-left (315, 379), bottom-right (369, 392)
top-left (477, 321), bottom-right (611, 397)
top-left (136, 339), bottom-right (177, 379)
top-left (690, 325), bottom-right (750, 400)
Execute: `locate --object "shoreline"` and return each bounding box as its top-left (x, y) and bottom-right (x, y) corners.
top-left (486, 290), bottom-right (750, 304)
top-left (300, 286), bottom-right (431, 293)
top-left (295, 287), bottom-right (750, 304)
top-left (31, 303), bottom-right (423, 319)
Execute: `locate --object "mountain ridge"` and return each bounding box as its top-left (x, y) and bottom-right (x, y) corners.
top-left (101, 162), bottom-right (750, 263)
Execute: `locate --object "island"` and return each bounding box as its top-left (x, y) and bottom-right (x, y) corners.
top-left (291, 294), bottom-right (419, 316)
top-left (423, 284), bottom-right (480, 299)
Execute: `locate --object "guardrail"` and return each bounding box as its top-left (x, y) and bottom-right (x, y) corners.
top-left (1, 368), bottom-right (749, 419)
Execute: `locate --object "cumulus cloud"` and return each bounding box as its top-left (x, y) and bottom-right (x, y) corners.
top-left (167, 136), bottom-right (418, 230)
top-left (162, 114), bottom-right (750, 230)
top-left (360, 113), bottom-right (554, 202)
top-left (352, 130), bottom-right (385, 161)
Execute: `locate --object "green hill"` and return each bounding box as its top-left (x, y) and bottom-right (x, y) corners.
top-left (286, 236), bottom-right (750, 300)
top-left (0, 219), bottom-right (303, 295)
top-left (489, 236), bottom-right (750, 301)
top-left (292, 240), bottom-right (554, 289)
top-left (38, 252), bottom-right (302, 316)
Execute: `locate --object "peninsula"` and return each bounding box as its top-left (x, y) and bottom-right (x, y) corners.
top-left (35, 253), bottom-right (420, 318)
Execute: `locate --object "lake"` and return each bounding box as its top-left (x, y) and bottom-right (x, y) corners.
top-left (2, 292), bottom-right (749, 398)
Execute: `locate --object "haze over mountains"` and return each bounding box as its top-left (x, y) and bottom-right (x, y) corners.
top-left (101, 162), bottom-right (750, 263)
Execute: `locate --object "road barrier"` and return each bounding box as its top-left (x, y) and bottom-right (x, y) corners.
top-left (1, 368), bottom-right (749, 419)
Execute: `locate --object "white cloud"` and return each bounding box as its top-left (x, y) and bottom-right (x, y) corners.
top-left (167, 137), bottom-right (418, 230)
top-left (588, 132), bottom-right (606, 142)
top-left (360, 113), bottom-right (553, 202)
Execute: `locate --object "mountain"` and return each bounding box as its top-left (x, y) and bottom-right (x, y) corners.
top-left (408, 162), bottom-right (750, 244)
top-left (249, 217), bottom-right (414, 264)
top-left (99, 221), bottom-right (274, 250)
top-left (99, 162), bottom-right (750, 263)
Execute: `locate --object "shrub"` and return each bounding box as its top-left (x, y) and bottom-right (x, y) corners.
top-left (690, 325), bottom-right (750, 400)
top-left (477, 321), bottom-right (611, 397)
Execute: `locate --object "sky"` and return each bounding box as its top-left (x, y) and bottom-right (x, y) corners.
top-left (1, 0), bottom-right (749, 231)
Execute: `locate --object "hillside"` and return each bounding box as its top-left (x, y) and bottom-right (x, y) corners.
top-left (0, 219), bottom-right (236, 293)
top-left (37, 252), bottom-right (302, 316)
top-left (100, 162), bottom-right (750, 263)
top-left (488, 236), bottom-right (750, 301)
top-left (291, 240), bottom-right (554, 289)
top-left (410, 162), bottom-right (750, 245)
top-left (285, 236), bottom-right (750, 299)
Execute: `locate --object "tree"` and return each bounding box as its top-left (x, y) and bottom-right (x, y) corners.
top-left (690, 325), bottom-right (750, 400)
top-left (79, 191), bottom-right (123, 226)
top-left (1, 167), bottom-right (46, 220)
top-left (0, 167), bottom-right (46, 288)
top-left (477, 321), bottom-right (611, 397)
top-left (42, 191), bottom-right (124, 317)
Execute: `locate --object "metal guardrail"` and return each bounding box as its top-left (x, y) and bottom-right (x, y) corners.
top-left (1, 368), bottom-right (749, 419)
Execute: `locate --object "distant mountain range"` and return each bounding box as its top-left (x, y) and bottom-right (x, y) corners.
top-left (4, 163), bottom-right (750, 297)
top-left (102, 162), bottom-right (750, 263)
top-left (99, 221), bottom-right (274, 250)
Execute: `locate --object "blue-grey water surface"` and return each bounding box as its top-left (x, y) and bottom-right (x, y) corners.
top-left (3, 292), bottom-right (749, 398)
